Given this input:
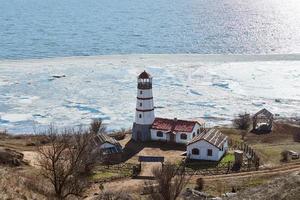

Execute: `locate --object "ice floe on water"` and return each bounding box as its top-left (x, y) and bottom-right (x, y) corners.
top-left (0, 54), bottom-right (300, 133)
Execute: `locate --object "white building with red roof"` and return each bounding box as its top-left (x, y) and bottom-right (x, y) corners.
top-left (150, 117), bottom-right (205, 144)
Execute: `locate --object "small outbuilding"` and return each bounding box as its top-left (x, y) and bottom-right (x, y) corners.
top-left (93, 133), bottom-right (123, 162)
top-left (252, 108), bottom-right (273, 132)
top-left (187, 129), bottom-right (228, 161)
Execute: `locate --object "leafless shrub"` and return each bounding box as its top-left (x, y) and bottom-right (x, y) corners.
top-left (0, 168), bottom-right (47, 199)
top-left (195, 177), bottom-right (204, 191)
top-left (233, 113), bottom-right (251, 130)
top-left (110, 128), bottom-right (129, 140)
top-left (145, 162), bottom-right (192, 200)
top-left (216, 181), bottom-right (224, 196)
top-left (0, 129), bottom-right (9, 138)
top-left (293, 132), bottom-right (300, 142)
top-left (95, 190), bottom-right (135, 200)
top-left (90, 119), bottom-right (106, 134)
top-left (281, 150), bottom-right (290, 162)
top-left (37, 125), bottom-right (98, 199)
top-left (23, 173), bottom-right (53, 198)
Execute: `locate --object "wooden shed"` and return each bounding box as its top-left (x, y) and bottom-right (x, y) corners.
top-left (252, 108), bottom-right (274, 133)
top-left (93, 133), bottom-right (123, 163)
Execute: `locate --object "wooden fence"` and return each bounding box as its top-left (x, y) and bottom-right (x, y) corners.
top-left (182, 139), bottom-right (260, 176)
top-left (228, 138), bottom-right (260, 169)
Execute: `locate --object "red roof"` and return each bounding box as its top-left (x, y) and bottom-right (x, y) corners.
top-left (151, 117), bottom-right (200, 133)
top-left (138, 71), bottom-right (151, 79)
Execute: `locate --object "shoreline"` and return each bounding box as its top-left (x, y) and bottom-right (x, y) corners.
top-left (1, 53), bottom-right (300, 64)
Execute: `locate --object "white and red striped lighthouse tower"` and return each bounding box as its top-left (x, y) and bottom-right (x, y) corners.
top-left (132, 71), bottom-right (155, 141)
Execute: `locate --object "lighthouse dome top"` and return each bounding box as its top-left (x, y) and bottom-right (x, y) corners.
top-left (138, 71), bottom-right (151, 79)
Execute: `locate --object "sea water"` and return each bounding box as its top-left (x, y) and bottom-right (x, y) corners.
top-left (1, 0), bottom-right (300, 132)
top-left (0, 0), bottom-right (300, 59)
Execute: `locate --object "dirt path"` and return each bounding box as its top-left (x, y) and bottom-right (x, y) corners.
top-left (92, 161), bottom-right (300, 195)
top-left (22, 151), bottom-right (39, 167)
top-left (197, 161), bottom-right (300, 181)
top-left (139, 162), bottom-right (162, 177)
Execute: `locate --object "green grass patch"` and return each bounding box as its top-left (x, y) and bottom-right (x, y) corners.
top-left (91, 164), bottom-right (134, 181)
top-left (91, 171), bottom-right (119, 180)
top-left (220, 153), bottom-right (234, 164)
top-left (185, 152), bottom-right (234, 170)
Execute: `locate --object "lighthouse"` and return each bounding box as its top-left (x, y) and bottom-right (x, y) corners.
top-left (132, 71), bottom-right (155, 141)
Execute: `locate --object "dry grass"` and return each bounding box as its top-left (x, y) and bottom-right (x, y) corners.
top-left (226, 171), bottom-right (300, 200)
top-left (0, 133), bottom-right (50, 152)
top-left (222, 122), bottom-right (300, 165)
top-left (200, 174), bottom-right (277, 197)
top-left (0, 167), bottom-right (48, 200)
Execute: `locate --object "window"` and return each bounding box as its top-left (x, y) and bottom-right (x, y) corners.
top-left (193, 132), bottom-right (195, 137)
top-left (207, 149), bottom-right (212, 156)
top-left (180, 133), bottom-right (187, 140)
top-left (192, 148), bottom-right (199, 155)
top-left (197, 129), bottom-right (200, 134)
top-left (221, 145), bottom-right (223, 151)
top-left (140, 90), bottom-right (143, 94)
top-left (157, 131), bottom-right (163, 137)
top-left (139, 114), bottom-right (142, 118)
top-left (139, 102), bottom-right (142, 107)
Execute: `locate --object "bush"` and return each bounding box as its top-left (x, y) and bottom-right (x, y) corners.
top-left (233, 113), bottom-right (251, 130)
top-left (90, 119), bottom-right (106, 134)
top-left (293, 132), bottom-right (300, 142)
top-left (281, 150), bottom-right (290, 162)
top-left (195, 177), bottom-right (204, 191)
top-left (0, 129), bottom-right (9, 138)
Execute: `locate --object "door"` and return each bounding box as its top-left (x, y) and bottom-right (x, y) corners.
top-left (137, 131), bottom-right (141, 141)
top-left (170, 134), bottom-right (175, 143)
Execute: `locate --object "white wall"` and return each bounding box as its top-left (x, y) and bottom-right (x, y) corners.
top-left (193, 123), bottom-right (205, 136)
top-left (175, 122), bottom-right (204, 144)
top-left (187, 140), bottom-right (225, 161)
top-left (151, 129), bottom-right (193, 144)
top-left (151, 129), bottom-right (168, 142)
top-left (175, 132), bottom-right (193, 144)
top-left (135, 88), bottom-right (155, 125)
top-left (136, 99), bottom-right (154, 110)
top-left (135, 111), bottom-right (155, 125)
top-left (150, 122), bottom-right (206, 144)
top-left (137, 89), bottom-right (153, 99)
top-left (218, 140), bottom-right (228, 160)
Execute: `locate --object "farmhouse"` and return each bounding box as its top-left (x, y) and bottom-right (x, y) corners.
top-left (151, 117), bottom-right (205, 144)
top-left (132, 71), bottom-right (205, 143)
top-left (187, 129), bottom-right (228, 161)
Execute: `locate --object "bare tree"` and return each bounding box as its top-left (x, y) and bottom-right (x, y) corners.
top-left (37, 126), bottom-right (97, 199)
top-left (233, 112), bottom-right (251, 130)
top-left (145, 163), bottom-right (191, 200)
top-left (90, 119), bottom-right (106, 134)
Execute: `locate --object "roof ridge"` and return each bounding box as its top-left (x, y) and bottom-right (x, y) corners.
top-left (213, 131), bottom-right (221, 146)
